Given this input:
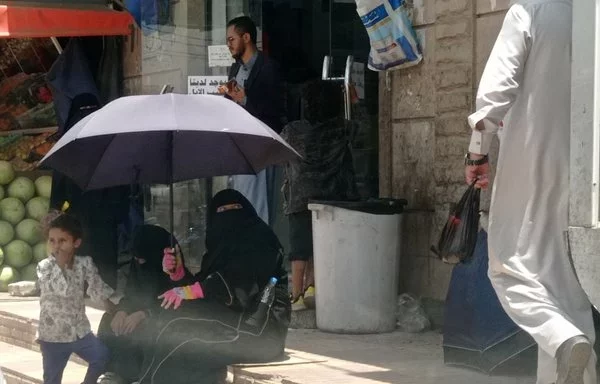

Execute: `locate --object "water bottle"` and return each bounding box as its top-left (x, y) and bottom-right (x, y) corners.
top-left (245, 277), bottom-right (278, 328)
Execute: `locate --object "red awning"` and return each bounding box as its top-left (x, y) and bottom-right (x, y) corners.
top-left (0, 4), bottom-right (134, 38)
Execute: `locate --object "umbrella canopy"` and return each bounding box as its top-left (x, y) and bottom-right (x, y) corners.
top-left (40, 93), bottom-right (300, 191)
top-left (443, 230), bottom-right (536, 374)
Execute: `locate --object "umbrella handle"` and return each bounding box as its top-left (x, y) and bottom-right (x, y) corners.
top-left (168, 130), bottom-right (175, 250)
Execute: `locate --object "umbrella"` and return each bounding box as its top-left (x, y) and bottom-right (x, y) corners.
top-left (443, 230), bottom-right (536, 374)
top-left (40, 93), bottom-right (300, 240)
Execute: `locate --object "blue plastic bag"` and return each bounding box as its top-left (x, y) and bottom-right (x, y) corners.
top-left (355, 0), bottom-right (423, 71)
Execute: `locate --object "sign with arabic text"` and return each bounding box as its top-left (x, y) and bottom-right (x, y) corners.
top-left (187, 76), bottom-right (228, 96)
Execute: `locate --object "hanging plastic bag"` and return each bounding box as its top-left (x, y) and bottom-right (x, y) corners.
top-left (432, 183), bottom-right (481, 264)
top-left (355, 0), bottom-right (423, 71)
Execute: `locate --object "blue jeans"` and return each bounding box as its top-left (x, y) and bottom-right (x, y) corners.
top-left (39, 333), bottom-right (109, 384)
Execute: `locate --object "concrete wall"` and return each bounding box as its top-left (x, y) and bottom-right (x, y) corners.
top-left (380, 0), bottom-right (511, 300)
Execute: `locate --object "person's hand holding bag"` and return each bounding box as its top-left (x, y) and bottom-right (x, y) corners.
top-left (162, 245), bottom-right (185, 281)
top-left (158, 282), bottom-right (204, 310)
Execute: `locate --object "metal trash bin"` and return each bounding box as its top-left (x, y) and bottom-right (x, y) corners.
top-left (308, 199), bottom-right (407, 334)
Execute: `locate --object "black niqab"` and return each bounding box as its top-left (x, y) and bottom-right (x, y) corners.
top-left (131, 224), bottom-right (179, 273)
top-left (199, 189), bottom-right (282, 285)
top-left (120, 225), bottom-right (189, 313)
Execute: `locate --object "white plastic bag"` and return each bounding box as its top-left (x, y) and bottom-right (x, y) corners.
top-left (355, 0), bottom-right (423, 71)
top-left (396, 293), bottom-right (431, 333)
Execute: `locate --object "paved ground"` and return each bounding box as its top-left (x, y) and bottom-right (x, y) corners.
top-left (0, 341), bottom-right (87, 384)
top-left (0, 295), bottom-right (537, 384)
top-left (252, 329), bottom-right (537, 384)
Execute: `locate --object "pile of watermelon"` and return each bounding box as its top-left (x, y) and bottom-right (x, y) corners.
top-left (0, 160), bottom-right (51, 291)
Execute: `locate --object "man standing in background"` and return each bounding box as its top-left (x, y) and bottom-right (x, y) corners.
top-left (464, 1), bottom-right (596, 384)
top-left (218, 16), bottom-right (286, 226)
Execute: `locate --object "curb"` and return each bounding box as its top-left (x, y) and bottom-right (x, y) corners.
top-left (0, 311), bottom-right (88, 366)
top-left (2, 367), bottom-right (41, 384)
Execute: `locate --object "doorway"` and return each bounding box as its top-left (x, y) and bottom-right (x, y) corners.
top-left (263, 0), bottom-right (379, 198)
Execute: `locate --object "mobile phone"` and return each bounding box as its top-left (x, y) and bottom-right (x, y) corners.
top-left (226, 79), bottom-right (238, 92)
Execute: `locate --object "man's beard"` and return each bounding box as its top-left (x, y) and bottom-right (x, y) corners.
top-left (232, 44), bottom-right (246, 60)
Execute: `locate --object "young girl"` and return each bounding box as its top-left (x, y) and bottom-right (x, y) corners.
top-left (36, 211), bottom-right (116, 384)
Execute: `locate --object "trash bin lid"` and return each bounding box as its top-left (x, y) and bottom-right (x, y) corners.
top-left (308, 198), bottom-right (408, 215)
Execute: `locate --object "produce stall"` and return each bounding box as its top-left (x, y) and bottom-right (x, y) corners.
top-left (0, 38), bottom-right (59, 289)
top-left (0, 1), bottom-right (134, 290)
top-left (0, 38), bottom-right (59, 172)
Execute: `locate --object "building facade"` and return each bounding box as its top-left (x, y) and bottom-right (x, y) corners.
top-left (379, 0), bottom-right (510, 299)
top-left (121, 0), bottom-right (511, 297)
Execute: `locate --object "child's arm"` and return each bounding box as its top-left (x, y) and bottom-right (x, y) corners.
top-left (82, 256), bottom-right (116, 307)
top-left (36, 259), bottom-right (68, 296)
top-left (103, 298), bottom-right (118, 314)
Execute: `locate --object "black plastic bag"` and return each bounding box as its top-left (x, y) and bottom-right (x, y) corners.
top-left (432, 183), bottom-right (481, 264)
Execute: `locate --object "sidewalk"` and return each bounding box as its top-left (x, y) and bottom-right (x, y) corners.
top-left (253, 328), bottom-right (535, 384)
top-left (0, 294), bottom-right (536, 384)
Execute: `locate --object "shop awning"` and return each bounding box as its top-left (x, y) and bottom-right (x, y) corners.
top-left (0, 3), bottom-right (134, 38)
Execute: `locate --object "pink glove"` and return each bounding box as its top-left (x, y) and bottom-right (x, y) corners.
top-left (158, 282), bottom-right (204, 310)
top-left (162, 246), bottom-right (185, 281)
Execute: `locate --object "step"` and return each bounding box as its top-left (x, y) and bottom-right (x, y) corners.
top-left (289, 309), bottom-right (316, 330)
top-left (0, 296), bottom-right (106, 367)
top-left (0, 310), bottom-right (90, 367)
top-left (0, 341), bottom-right (87, 384)
top-left (0, 296), bottom-right (299, 384)
top-left (0, 311), bottom-right (38, 352)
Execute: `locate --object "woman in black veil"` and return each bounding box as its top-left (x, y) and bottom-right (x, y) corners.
top-left (137, 189), bottom-right (291, 384)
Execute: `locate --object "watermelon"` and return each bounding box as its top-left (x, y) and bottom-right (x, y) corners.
top-left (34, 176), bottom-right (52, 199)
top-left (33, 242), bottom-right (47, 263)
top-left (7, 177), bottom-right (35, 203)
top-left (4, 240), bottom-right (33, 268)
top-left (16, 219), bottom-right (42, 245)
top-left (0, 161), bottom-right (15, 185)
top-left (0, 266), bottom-right (19, 291)
top-left (26, 197), bottom-right (49, 221)
top-left (0, 220), bottom-right (14, 246)
top-left (0, 198), bottom-right (25, 225)
top-left (19, 263), bottom-right (38, 282)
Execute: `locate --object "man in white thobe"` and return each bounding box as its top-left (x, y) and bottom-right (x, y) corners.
top-left (464, 1), bottom-right (597, 384)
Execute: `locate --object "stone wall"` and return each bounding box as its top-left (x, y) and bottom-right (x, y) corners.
top-left (380, 0), bottom-right (512, 300)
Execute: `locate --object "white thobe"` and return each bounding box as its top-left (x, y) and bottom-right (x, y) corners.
top-left (467, 1), bottom-right (596, 383)
top-left (231, 171), bottom-right (269, 224)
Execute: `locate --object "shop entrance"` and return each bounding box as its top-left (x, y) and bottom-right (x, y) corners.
top-left (263, 0), bottom-right (379, 198)
top-left (137, 0), bottom-right (378, 269)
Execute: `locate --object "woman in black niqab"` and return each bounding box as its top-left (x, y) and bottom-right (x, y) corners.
top-left (138, 189), bottom-right (291, 384)
top-left (97, 225), bottom-right (192, 383)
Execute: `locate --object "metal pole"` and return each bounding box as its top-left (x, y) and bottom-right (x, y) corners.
top-left (159, 85), bottom-right (175, 246)
top-left (168, 130), bottom-right (174, 248)
top-left (50, 37), bottom-right (63, 54)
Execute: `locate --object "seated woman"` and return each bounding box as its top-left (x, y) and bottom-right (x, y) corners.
top-left (137, 189), bottom-right (291, 384)
top-left (97, 225), bottom-right (193, 384)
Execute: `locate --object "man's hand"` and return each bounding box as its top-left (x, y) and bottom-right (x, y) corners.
top-left (104, 299), bottom-right (118, 314)
top-left (465, 153), bottom-right (490, 189)
top-left (227, 86), bottom-right (246, 104)
top-left (121, 311), bottom-right (146, 335)
top-left (110, 311), bottom-right (128, 336)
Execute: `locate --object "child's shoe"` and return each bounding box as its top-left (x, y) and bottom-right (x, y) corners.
top-left (291, 294), bottom-right (307, 311)
top-left (303, 285), bottom-right (315, 309)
